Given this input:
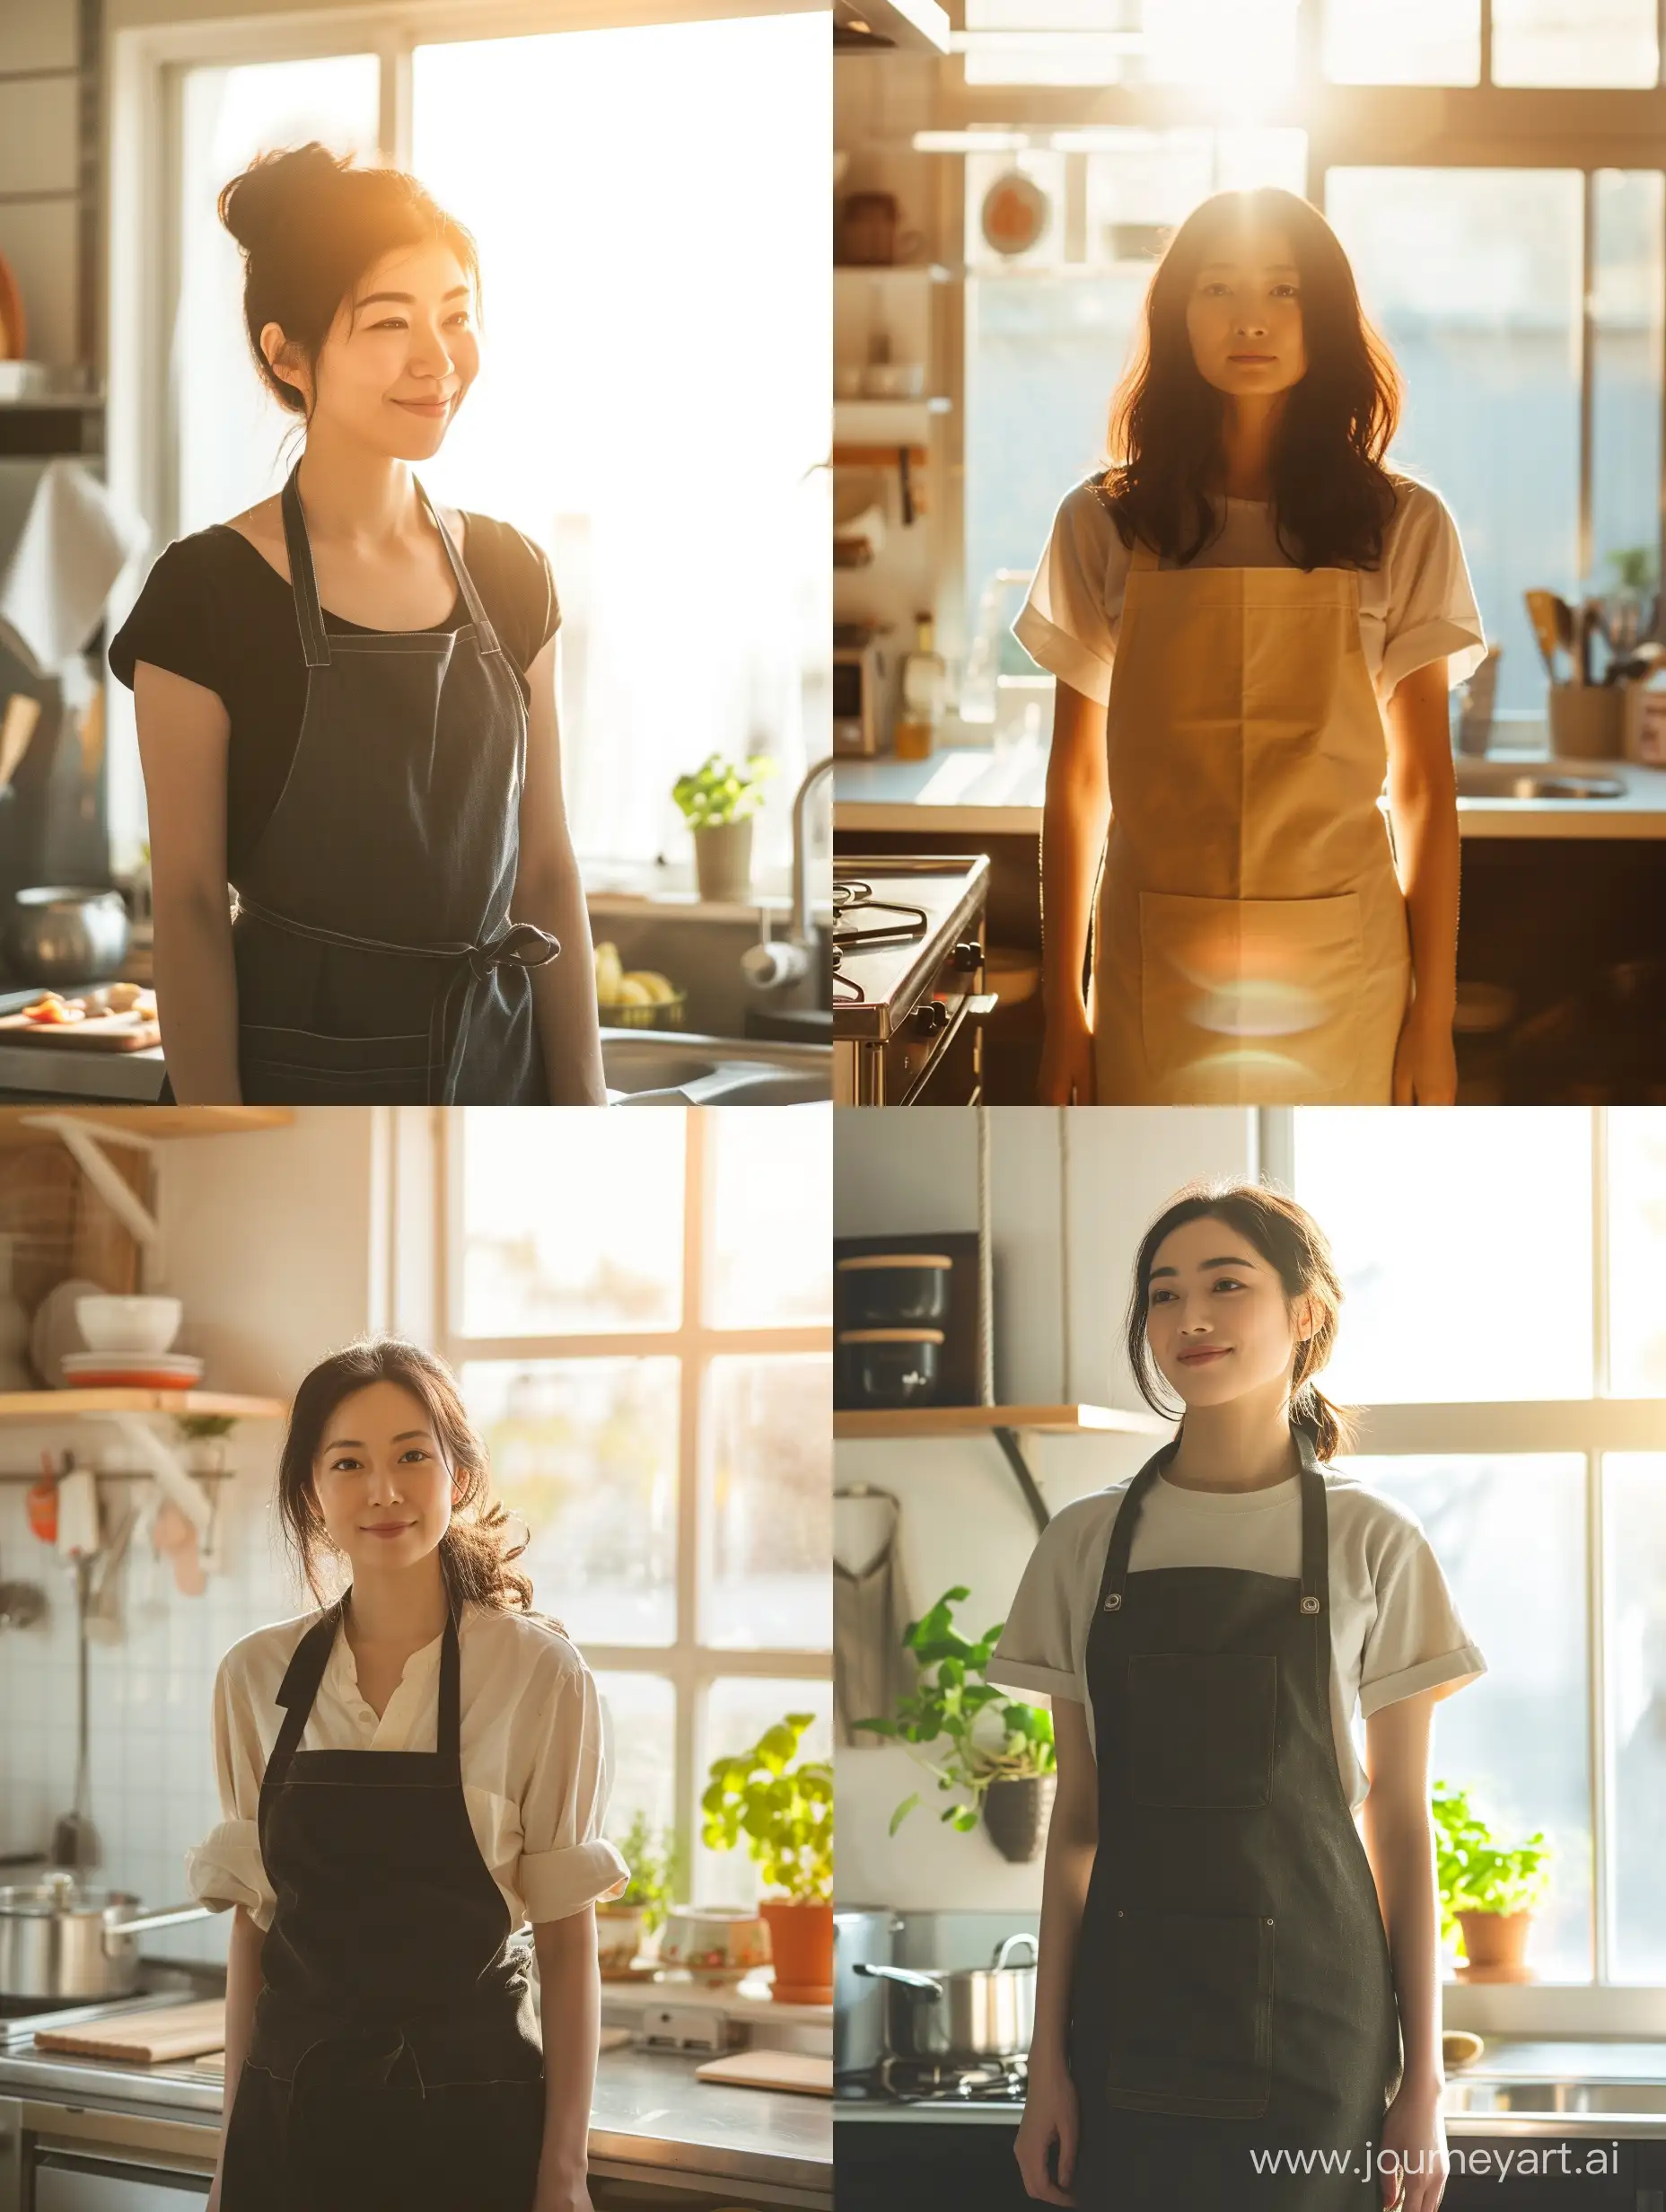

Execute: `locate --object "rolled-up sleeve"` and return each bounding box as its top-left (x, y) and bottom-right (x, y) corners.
top-left (518, 1658), bottom-right (629, 1925)
top-left (986, 1505), bottom-right (1089, 1706)
top-left (185, 1653), bottom-right (276, 1928)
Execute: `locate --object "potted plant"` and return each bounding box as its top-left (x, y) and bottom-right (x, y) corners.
top-left (854, 1586), bottom-right (1057, 1864)
top-left (701, 1712), bottom-right (833, 2002)
top-left (172, 1412), bottom-right (239, 1478)
top-left (597, 1811), bottom-right (680, 1979)
top-left (1433, 1779), bottom-right (1553, 1982)
top-left (671, 751), bottom-right (776, 902)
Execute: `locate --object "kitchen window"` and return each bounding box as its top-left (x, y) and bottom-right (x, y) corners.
top-left (109, 4), bottom-right (829, 881)
top-left (1277, 1106), bottom-right (1666, 1991)
top-left (438, 1107), bottom-right (832, 1905)
top-left (921, 2), bottom-right (1666, 723)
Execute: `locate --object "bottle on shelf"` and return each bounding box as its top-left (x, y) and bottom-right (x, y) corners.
top-left (893, 613), bottom-right (945, 761)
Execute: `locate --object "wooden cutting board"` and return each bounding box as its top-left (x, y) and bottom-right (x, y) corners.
top-left (694, 2049), bottom-right (832, 2097)
top-left (36, 1999), bottom-right (226, 2063)
top-left (0, 1009), bottom-right (160, 1052)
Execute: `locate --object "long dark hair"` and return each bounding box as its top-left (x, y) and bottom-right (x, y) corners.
top-left (218, 143), bottom-right (481, 419)
top-left (278, 1337), bottom-right (541, 1619)
top-left (1100, 187), bottom-right (1402, 572)
top-left (1124, 1181), bottom-right (1355, 1461)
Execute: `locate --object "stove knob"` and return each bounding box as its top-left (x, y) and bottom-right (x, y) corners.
top-left (914, 1000), bottom-right (950, 1038)
top-left (951, 940), bottom-right (984, 972)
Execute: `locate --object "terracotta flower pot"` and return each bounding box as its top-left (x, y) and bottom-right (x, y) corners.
top-left (759, 1898), bottom-right (833, 2004)
top-left (982, 1773), bottom-right (1057, 1864)
top-left (1456, 1909), bottom-right (1535, 1983)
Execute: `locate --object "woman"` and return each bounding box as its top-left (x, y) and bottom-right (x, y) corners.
top-left (1024, 188), bottom-right (1486, 1108)
top-left (188, 1339), bottom-right (627, 2212)
top-left (110, 145), bottom-right (603, 1105)
top-left (992, 1185), bottom-right (1486, 2212)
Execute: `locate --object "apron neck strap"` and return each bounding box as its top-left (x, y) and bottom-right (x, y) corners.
top-left (279, 463), bottom-right (331, 671)
top-left (266, 1592), bottom-right (465, 1787)
top-left (1098, 1423), bottom-right (1329, 1614)
top-left (416, 479), bottom-right (502, 658)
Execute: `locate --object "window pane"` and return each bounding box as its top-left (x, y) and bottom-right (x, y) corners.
top-left (706, 1108), bottom-right (832, 1329)
top-left (1493, 0), bottom-right (1658, 87)
top-left (697, 1677), bottom-right (832, 1906)
top-left (1592, 176), bottom-right (1664, 645)
top-left (411, 16), bottom-right (828, 870)
top-left (464, 1358), bottom-right (680, 1646)
top-left (1349, 1456), bottom-right (1591, 1981)
top-left (1293, 1109), bottom-right (1592, 1402)
top-left (1326, 169), bottom-right (1583, 724)
top-left (176, 57), bottom-right (381, 533)
top-left (961, 0), bottom-right (1298, 92)
top-left (1605, 1456), bottom-right (1666, 1981)
top-left (966, 130), bottom-right (1306, 690)
top-left (1323, 0), bottom-right (1480, 83)
top-left (459, 1109), bottom-right (684, 1336)
top-left (1608, 1110), bottom-right (1666, 1394)
top-left (700, 1356), bottom-right (832, 1650)
top-left (595, 1672), bottom-right (677, 1843)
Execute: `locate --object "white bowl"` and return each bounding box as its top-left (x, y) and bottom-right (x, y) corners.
top-left (75, 1295), bottom-right (183, 1356)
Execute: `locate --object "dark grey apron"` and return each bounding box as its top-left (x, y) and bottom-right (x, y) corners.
top-left (169, 462), bottom-right (557, 1104)
top-left (1069, 1423), bottom-right (1402, 2208)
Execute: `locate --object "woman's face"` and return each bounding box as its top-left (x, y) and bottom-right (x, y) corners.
top-left (1144, 1215), bottom-right (1312, 1415)
top-left (1183, 221), bottom-right (1307, 402)
top-left (311, 1379), bottom-right (460, 1581)
top-left (264, 238), bottom-right (479, 459)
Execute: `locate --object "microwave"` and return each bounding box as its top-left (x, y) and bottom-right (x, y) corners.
top-left (833, 636), bottom-right (886, 757)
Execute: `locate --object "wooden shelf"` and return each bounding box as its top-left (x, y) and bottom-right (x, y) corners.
top-left (834, 264), bottom-right (956, 284)
top-left (0, 1110), bottom-right (294, 1150)
top-left (0, 1391), bottom-right (285, 1420)
top-left (835, 1402), bottom-right (1168, 1441)
top-left (834, 397), bottom-right (952, 422)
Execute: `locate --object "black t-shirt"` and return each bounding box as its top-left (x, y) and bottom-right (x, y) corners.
top-left (109, 517), bottom-right (559, 879)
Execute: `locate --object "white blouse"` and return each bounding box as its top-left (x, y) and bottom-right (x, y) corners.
top-left (986, 1461), bottom-right (1486, 1813)
top-left (1013, 473), bottom-right (1488, 709)
top-left (186, 1602), bottom-right (630, 1934)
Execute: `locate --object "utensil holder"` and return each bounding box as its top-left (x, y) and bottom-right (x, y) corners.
top-left (1547, 684), bottom-right (1624, 761)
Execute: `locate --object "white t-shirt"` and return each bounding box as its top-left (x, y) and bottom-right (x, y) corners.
top-left (1013, 475), bottom-right (1488, 709)
top-left (986, 1462), bottom-right (1486, 1812)
top-left (186, 1602), bottom-right (630, 1933)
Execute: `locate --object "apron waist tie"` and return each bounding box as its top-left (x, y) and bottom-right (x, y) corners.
top-left (235, 893), bottom-right (559, 1102)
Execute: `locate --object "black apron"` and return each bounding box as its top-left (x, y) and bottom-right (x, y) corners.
top-left (165, 462), bottom-right (557, 1105)
top-left (220, 1598), bottom-right (547, 2212)
top-left (1069, 1424), bottom-right (1402, 2210)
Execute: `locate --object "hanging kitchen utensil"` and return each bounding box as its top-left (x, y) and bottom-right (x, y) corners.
top-left (1551, 595), bottom-right (1581, 687)
top-left (49, 1466), bottom-right (102, 1875)
top-left (1522, 592), bottom-right (1563, 680)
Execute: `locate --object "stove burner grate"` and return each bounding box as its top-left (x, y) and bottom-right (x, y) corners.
top-left (872, 2051), bottom-right (1030, 2104)
top-left (831, 876), bottom-right (930, 959)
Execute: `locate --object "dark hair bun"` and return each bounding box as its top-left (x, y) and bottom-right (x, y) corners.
top-left (218, 142), bottom-right (348, 255)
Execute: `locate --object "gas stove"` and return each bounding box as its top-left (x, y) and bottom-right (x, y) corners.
top-left (839, 2053), bottom-right (1028, 2106)
top-left (831, 856), bottom-right (994, 1105)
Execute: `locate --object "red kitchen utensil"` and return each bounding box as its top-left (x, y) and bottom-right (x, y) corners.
top-left (27, 1453), bottom-right (57, 1543)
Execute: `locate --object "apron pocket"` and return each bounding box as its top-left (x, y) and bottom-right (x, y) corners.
top-left (1137, 890), bottom-right (1364, 1103)
top-left (1102, 1906), bottom-right (1275, 2120)
top-left (240, 1023), bottom-right (432, 1105)
top-left (1127, 1651), bottom-right (1277, 1810)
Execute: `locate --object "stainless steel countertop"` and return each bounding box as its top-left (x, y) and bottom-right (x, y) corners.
top-left (835, 2039), bottom-right (1666, 2140)
top-left (0, 1037), bottom-right (164, 1100)
top-left (0, 2041), bottom-right (832, 2199)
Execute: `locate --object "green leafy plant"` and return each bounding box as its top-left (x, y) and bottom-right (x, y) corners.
top-left (701, 1713), bottom-right (832, 1902)
top-left (172, 1414), bottom-right (238, 1443)
top-left (1606, 546), bottom-right (1659, 595)
top-left (671, 752), bottom-right (777, 830)
top-left (853, 1585), bottom-right (1056, 1837)
top-left (1432, 1780), bottom-right (1552, 1944)
top-left (610, 1810), bottom-right (680, 1935)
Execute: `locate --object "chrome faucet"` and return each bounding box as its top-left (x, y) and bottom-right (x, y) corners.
top-left (741, 752), bottom-right (833, 992)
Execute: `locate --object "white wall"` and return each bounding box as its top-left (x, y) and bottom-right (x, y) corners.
top-left (0, 1110), bottom-right (390, 1964)
top-left (0, 0), bottom-right (82, 365)
top-left (832, 1108), bottom-right (1258, 1912)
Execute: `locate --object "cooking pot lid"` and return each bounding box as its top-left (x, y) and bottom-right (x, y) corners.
top-left (0, 1879), bottom-right (138, 1916)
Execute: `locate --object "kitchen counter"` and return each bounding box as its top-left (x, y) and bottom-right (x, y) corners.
top-left (0, 1035), bottom-right (164, 1101)
top-left (836, 743), bottom-right (1666, 839)
top-left (0, 2041), bottom-right (832, 2204)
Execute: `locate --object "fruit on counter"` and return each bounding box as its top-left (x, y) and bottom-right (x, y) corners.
top-left (107, 981), bottom-right (143, 1013)
top-left (592, 942), bottom-right (679, 1005)
top-left (22, 994), bottom-right (86, 1024)
top-left (593, 941), bottom-right (625, 1002)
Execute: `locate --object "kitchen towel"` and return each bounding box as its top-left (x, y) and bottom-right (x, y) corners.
top-left (0, 460), bottom-right (149, 677)
top-left (834, 1485), bottom-right (916, 1747)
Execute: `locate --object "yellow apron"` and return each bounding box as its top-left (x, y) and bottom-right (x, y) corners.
top-left (1092, 531), bottom-right (1412, 1104)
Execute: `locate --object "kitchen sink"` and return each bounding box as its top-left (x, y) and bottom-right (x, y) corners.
top-left (1454, 760), bottom-right (1627, 801)
top-left (601, 1030), bottom-right (830, 1106)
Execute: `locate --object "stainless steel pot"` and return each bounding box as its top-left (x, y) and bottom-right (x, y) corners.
top-left (834, 1908), bottom-right (899, 2075)
top-left (0, 1873), bottom-right (211, 2001)
top-left (854, 1931), bottom-right (1038, 2061)
top-left (3, 886), bottom-right (130, 986)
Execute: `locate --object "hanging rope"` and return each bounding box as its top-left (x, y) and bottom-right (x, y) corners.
top-left (977, 1106), bottom-right (995, 1407)
top-left (1058, 1105), bottom-right (1073, 1405)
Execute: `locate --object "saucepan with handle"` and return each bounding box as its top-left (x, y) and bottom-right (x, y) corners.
top-left (0, 1871), bottom-right (212, 2001)
top-left (853, 1931), bottom-right (1038, 2060)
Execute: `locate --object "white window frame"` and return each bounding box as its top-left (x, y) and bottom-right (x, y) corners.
top-left (1266, 1105), bottom-right (1666, 2036)
top-left (434, 1108), bottom-right (832, 1896)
